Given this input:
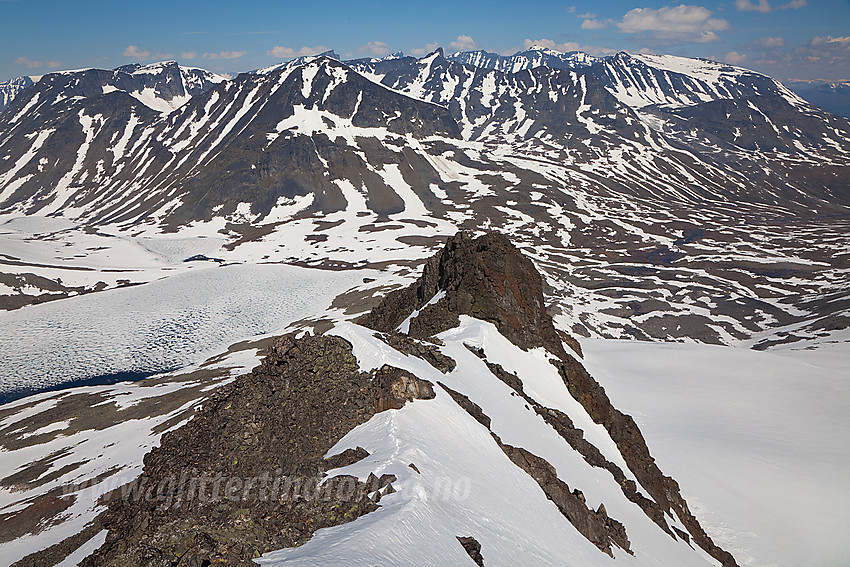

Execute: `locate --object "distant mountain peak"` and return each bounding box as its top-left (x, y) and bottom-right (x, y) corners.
top-left (315, 49), bottom-right (340, 60)
top-left (521, 44), bottom-right (563, 55)
top-left (0, 75), bottom-right (35, 114)
top-left (255, 50), bottom-right (341, 75)
top-left (446, 47), bottom-right (600, 72)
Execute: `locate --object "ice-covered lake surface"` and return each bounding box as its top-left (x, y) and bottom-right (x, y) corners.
top-left (0, 263), bottom-right (374, 402)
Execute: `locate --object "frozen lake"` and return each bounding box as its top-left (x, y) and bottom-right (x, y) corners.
top-left (0, 263), bottom-right (373, 402)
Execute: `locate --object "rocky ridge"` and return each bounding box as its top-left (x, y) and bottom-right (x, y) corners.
top-left (80, 334), bottom-right (433, 567)
top-left (57, 231), bottom-right (743, 567)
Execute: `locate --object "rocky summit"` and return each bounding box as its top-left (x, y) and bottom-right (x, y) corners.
top-left (359, 231), bottom-right (567, 358)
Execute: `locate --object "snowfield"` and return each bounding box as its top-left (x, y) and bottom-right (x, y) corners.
top-left (0, 316), bottom-right (847, 566)
top-left (583, 340), bottom-right (850, 567)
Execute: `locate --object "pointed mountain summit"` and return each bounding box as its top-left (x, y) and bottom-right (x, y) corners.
top-left (359, 231), bottom-right (568, 358)
top-left (446, 46), bottom-right (600, 71)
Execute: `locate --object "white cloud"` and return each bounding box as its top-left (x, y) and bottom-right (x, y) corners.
top-left (267, 45), bottom-right (329, 59)
top-left (581, 18), bottom-right (609, 30)
top-left (522, 38), bottom-right (581, 52)
top-left (617, 5), bottom-right (728, 43)
top-left (449, 35), bottom-right (477, 51)
top-left (735, 0), bottom-right (807, 11)
top-left (753, 34), bottom-right (849, 78)
top-left (180, 51), bottom-right (198, 60)
top-left (754, 36), bottom-right (785, 49)
top-left (567, 5), bottom-right (576, 13)
top-left (47, 60), bottom-right (61, 68)
top-left (577, 12), bottom-right (596, 19)
top-left (810, 35), bottom-right (850, 48)
top-left (356, 41), bottom-right (391, 57)
top-left (725, 51), bottom-right (748, 64)
top-left (268, 46), bottom-right (295, 58)
top-left (203, 51), bottom-right (247, 60)
top-left (736, 0), bottom-right (772, 12)
top-left (123, 45), bottom-right (151, 59)
top-left (696, 31), bottom-right (722, 43)
top-left (410, 42), bottom-right (440, 57)
top-left (583, 45), bottom-right (619, 56)
top-left (14, 56), bottom-right (42, 68)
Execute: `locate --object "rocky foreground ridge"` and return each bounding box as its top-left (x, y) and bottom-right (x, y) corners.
top-left (10, 232), bottom-right (738, 566)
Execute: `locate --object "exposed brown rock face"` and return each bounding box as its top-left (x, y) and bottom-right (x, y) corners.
top-left (554, 355), bottom-right (739, 567)
top-left (82, 334), bottom-right (433, 567)
top-left (500, 444), bottom-right (632, 557)
top-left (359, 231), bottom-right (568, 358)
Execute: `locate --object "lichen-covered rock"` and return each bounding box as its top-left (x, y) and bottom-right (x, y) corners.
top-left (83, 334), bottom-right (432, 567)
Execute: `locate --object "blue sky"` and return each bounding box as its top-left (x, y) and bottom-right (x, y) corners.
top-left (1, 0), bottom-right (849, 82)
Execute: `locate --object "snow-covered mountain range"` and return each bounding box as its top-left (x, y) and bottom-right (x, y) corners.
top-left (446, 44), bottom-right (600, 72)
top-left (1, 46), bottom-right (849, 567)
top-left (1, 49), bottom-right (848, 349)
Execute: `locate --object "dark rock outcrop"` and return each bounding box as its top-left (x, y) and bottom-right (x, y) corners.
top-left (457, 535), bottom-right (485, 566)
top-left (438, 383), bottom-right (491, 429)
top-left (82, 334), bottom-right (433, 567)
top-left (359, 231), bottom-right (568, 358)
top-left (377, 332), bottom-right (457, 373)
top-left (500, 444), bottom-right (632, 556)
top-left (438, 380), bottom-right (632, 556)
top-left (480, 355), bottom-right (674, 536)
